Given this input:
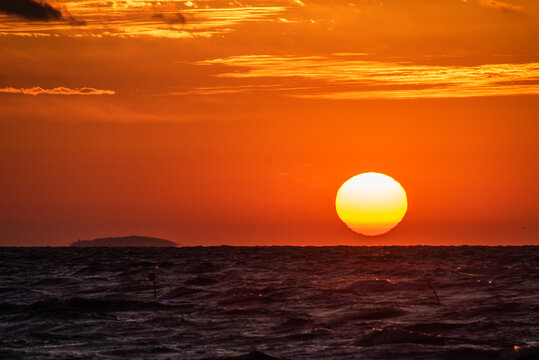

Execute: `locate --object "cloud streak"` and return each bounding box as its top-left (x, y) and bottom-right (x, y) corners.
top-left (476, 0), bottom-right (525, 14)
top-left (0, 86), bottom-right (115, 95)
top-left (192, 54), bottom-right (539, 99)
top-left (0, 0), bottom-right (62, 21)
top-left (0, 0), bottom-right (296, 38)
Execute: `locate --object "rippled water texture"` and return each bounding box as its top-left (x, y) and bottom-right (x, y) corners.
top-left (1, 246), bottom-right (538, 359)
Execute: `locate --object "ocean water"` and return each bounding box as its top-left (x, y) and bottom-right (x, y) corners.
top-left (0, 246), bottom-right (538, 360)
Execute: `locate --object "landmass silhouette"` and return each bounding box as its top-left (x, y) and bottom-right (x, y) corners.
top-left (70, 235), bottom-right (177, 247)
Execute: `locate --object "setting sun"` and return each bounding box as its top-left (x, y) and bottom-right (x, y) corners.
top-left (336, 173), bottom-right (408, 236)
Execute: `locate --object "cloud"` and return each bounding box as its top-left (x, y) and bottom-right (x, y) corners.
top-left (152, 12), bottom-right (187, 25)
top-left (0, 1), bottom-right (288, 38)
top-left (0, 86), bottom-right (115, 96)
top-left (477, 0), bottom-right (525, 14)
top-left (0, 0), bottom-right (63, 21)
top-left (192, 54), bottom-right (539, 99)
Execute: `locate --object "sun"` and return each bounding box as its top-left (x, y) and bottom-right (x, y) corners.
top-left (335, 172), bottom-right (407, 236)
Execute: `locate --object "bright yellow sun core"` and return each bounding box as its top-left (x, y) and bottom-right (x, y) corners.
top-left (335, 172), bottom-right (407, 236)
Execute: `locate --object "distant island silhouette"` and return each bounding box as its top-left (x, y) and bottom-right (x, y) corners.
top-left (71, 235), bottom-right (178, 247)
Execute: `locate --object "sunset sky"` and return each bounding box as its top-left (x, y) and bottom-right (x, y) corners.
top-left (0, 0), bottom-right (537, 246)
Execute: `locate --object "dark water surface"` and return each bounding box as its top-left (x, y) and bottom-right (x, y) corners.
top-left (0, 246), bottom-right (538, 359)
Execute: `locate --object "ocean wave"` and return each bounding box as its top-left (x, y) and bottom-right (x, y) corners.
top-left (0, 246), bottom-right (537, 359)
top-left (356, 327), bottom-right (446, 346)
top-left (5, 296), bottom-right (181, 320)
top-left (345, 279), bottom-right (427, 293)
top-left (204, 351), bottom-right (283, 360)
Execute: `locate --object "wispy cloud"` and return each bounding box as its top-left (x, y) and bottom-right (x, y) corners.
top-left (0, 0), bottom-right (299, 38)
top-left (0, 86), bottom-right (115, 95)
top-left (476, 0), bottom-right (525, 14)
top-left (191, 54), bottom-right (539, 99)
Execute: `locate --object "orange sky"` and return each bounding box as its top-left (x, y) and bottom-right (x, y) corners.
top-left (0, 0), bottom-right (538, 246)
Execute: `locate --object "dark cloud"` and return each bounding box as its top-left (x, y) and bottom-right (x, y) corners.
top-left (152, 12), bottom-right (186, 24)
top-left (0, 0), bottom-right (63, 21)
top-left (66, 14), bottom-right (86, 26)
top-left (173, 13), bottom-right (186, 24)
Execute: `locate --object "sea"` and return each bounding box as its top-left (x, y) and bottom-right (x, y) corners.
top-left (0, 246), bottom-right (538, 360)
